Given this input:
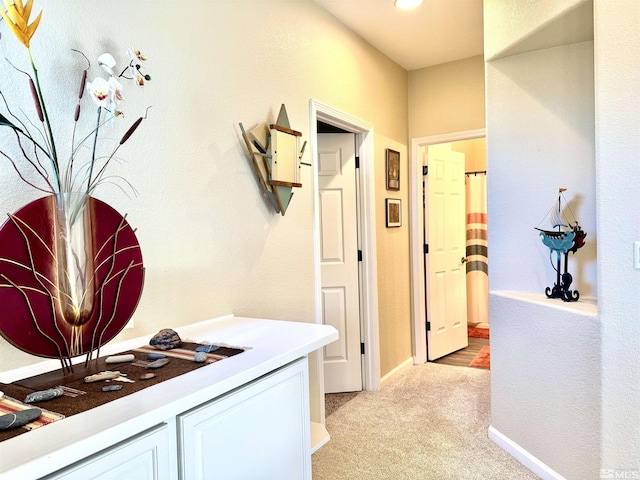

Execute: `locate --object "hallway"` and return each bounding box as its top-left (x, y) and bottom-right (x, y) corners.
top-left (314, 362), bottom-right (537, 479)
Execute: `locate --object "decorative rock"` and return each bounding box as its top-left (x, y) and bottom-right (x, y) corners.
top-left (147, 353), bottom-right (167, 360)
top-left (195, 345), bottom-right (219, 353)
top-left (84, 371), bottom-right (121, 383)
top-left (0, 408), bottom-right (42, 431)
top-left (149, 329), bottom-right (182, 350)
top-left (24, 388), bottom-right (64, 404)
top-left (193, 352), bottom-right (208, 363)
top-left (139, 373), bottom-right (156, 381)
top-left (102, 385), bottom-right (123, 392)
top-left (105, 354), bottom-right (135, 364)
top-left (146, 358), bottom-right (169, 369)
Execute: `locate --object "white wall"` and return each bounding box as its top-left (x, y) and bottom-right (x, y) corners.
top-left (0, 0), bottom-right (408, 423)
top-left (594, 0), bottom-right (640, 470)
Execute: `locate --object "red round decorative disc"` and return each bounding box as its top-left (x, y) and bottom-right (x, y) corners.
top-left (0, 195), bottom-right (144, 359)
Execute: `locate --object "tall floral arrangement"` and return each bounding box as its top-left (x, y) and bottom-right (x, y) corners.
top-left (0, 1), bottom-right (151, 366)
top-left (0, 0), bottom-right (151, 197)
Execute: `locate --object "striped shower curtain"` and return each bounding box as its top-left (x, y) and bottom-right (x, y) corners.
top-left (465, 173), bottom-right (489, 326)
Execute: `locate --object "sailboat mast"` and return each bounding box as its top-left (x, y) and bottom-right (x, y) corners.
top-left (557, 187), bottom-right (566, 232)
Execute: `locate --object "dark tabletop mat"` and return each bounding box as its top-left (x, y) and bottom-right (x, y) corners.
top-left (0, 343), bottom-right (243, 443)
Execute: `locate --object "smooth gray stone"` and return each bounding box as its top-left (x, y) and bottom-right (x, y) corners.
top-left (0, 408), bottom-right (42, 431)
top-left (147, 353), bottom-right (167, 360)
top-left (195, 345), bottom-right (219, 353)
top-left (102, 385), bottom-right (123, 392)
top-left (193, 352), bottom-right (208, 363)
top-left (149, 329), bottom-right (182, 351)
top-left (146, 358), bottom-right (169, 369)
top-left (24, 388), bottom-right (64, 404)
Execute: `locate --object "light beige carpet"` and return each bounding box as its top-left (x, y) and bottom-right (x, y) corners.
top-left (313, 363), bottom-right (539, 480)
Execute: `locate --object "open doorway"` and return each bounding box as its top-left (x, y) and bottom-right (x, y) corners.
top-left (309, 100), bottom-right (381, 418)
top-left (409, 129), bottom-right (487, 365)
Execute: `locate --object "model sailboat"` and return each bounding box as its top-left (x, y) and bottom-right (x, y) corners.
top-left (535, 188), bottom-right (586, 301)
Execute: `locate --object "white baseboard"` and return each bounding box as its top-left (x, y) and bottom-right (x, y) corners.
top-left (310, 421), bottom-right (330, 454)
top-left (380, 357), bottom-right (414, 385)
top-left (488, 425), bottom-right (567, 480)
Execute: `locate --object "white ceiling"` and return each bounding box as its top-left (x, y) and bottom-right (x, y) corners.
top-left (313, 0), bottom-right (484, 71)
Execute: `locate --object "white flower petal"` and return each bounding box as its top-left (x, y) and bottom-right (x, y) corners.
top-left (97, 53), bottom-right (116, 76)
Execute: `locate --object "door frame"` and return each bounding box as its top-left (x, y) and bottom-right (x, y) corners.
top-left (310, 99), bottom-right (381, 398)
top-left (409, 129), bottom-right (486, 364)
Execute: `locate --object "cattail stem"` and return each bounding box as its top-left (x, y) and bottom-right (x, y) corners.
top-left (29, 78), bottom-right (44, 122)
top-left (78, 70), bottom-right (87, 99)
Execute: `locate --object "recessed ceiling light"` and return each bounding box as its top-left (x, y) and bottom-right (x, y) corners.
top-left (395, 0), bottom-right (423, 10)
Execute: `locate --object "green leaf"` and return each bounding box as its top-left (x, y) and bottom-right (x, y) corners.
top-left (0, 112), bottom-right (17, 129)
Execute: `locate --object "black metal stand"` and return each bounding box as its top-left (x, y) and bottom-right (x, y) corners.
top-left (545, 251), bottom-right (579, 302)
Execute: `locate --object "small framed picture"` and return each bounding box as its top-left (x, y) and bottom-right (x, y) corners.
top-left (386, 148), bottom-right (400, 191)
top-left (386, 198), bottom-right (402, 227)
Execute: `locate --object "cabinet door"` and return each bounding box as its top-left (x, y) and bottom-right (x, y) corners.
top-left (44, 423), bottom-right (174, 480)
top-left (178, 358), bottom-right (310, 480)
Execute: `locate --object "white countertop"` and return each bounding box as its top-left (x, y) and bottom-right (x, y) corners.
top-left (0, 315), bottom-right (338, 479)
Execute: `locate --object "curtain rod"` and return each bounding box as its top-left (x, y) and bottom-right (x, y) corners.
top-left (465, 170), bottom-right (486, 176)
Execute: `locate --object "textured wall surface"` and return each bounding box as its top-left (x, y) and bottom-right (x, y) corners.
top-left (408, 55), bottom-right (486, 139)
top-left (490, 293), bottom-right (600, 478)
top-left (594, 0), bottom-right (640, 471)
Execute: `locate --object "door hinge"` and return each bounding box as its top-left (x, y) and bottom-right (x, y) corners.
top-left (355, 156), bottom-right (360, 169)
top-left (360, 342), bottom-right (365, 354)
top-left (358, 250), bottom-right (363, 262)
top-left (423, 165), bottom-right (428, 176)
top-left (424, 244), bottom-right (429, 254)
top-left (426, 321), bottom-right (431, 332)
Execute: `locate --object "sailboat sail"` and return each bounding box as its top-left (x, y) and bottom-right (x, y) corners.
top-left (549, 206), bottom-right (568, 229)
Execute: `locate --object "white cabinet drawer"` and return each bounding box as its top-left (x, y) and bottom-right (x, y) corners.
top-left (177, 358), bottom-right (310, 480)
top-left (44, 423), bottom-right (174, 480)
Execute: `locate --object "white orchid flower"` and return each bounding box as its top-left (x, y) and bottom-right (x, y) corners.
top-left (109, 76), bottom-right (124, 105)
top-left (126, 48), bottom-right (147, 62)
top-left (86, 77), bottom-right (111, 108)
top-left (97, 53), bottom-right (116, 76)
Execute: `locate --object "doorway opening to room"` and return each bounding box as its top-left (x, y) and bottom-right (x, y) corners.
top-left (409, 130), bottom-right (488, 368)
top-left (309, 100), bottom-right (380, 407)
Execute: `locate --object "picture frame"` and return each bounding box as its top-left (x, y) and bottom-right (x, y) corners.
top-left (386, 148), bottom-right (400, 191)
top-left (386, 198), bottom-right (402, 227)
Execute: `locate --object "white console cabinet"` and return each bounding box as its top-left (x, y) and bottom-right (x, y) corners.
top-left (0, 316), bottom-right (337, 480)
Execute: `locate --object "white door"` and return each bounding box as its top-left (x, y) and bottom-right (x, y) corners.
top-left (424, 143), bottom-right (468, 360)
top-left (318, 133), bottom-right (362, 393)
